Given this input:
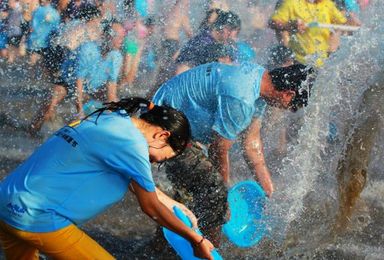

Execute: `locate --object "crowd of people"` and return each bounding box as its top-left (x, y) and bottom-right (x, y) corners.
top-left (0, 0), bottom-right (369, 259)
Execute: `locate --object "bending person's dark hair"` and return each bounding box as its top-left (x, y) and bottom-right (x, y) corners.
top-left (269, 64), bottom-right (316, 111)
top-left (84, 97), bottom-right (191, 156)
top-left (212, 10), bottom-right (241, 32)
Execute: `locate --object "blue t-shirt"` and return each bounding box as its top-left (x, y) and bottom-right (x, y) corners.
top-left (27, 4), bottom-right (60, 50)
top-left (153, 62), bottom-right (266, 143)
top-left (0, 113), bottom-right (155, 232)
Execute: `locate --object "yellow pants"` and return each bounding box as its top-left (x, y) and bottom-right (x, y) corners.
top-left (0, 221), bottom-right (115, 260)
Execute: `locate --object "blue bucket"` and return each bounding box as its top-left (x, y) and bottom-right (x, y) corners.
top-left (222, 180), bottom-right (266, 248)
top-left (163, 206), bottom-right (223, 260)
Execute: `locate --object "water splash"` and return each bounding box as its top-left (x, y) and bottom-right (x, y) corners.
top-left (260, 0), bottom-right (384, 256)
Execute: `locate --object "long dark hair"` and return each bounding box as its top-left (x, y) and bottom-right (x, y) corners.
top-left (84, 97), bottom-right (191, 155)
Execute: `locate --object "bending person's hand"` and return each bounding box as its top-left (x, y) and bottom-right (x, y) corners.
top-left (256, 173), bottom-right (274, 198)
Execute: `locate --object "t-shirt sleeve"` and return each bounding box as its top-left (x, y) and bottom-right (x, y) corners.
top-left (253, 98), bottom-right (267, 119)
top-left (101, 142), bottom-right (155, 192)
top-left (271, 0), bottom-right (293, 23)
top-left (212, 95), bottom-right (254, 140)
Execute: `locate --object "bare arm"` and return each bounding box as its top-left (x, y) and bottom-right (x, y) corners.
top-left (155, 188), bottom-right (198, 228)
top-left (181, 0), bottom-right (193, 38)
top-left (175, 63), bottom-right (191, 75)
top-left (208, 132), bottom-right (234, 184)
top-left (182, 16), bottom-right (193, 38)
top-left (131, 181), bottom-right (214, 260)
top-left (241, 118), bottom-right (274, 197)
top-left (269, 18), bottom-right (307, 34)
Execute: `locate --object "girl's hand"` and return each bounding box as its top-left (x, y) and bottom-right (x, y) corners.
top-left (192, 237), bottom-right (214, 260)
top-left (177, 203), bottom-right (198, 229)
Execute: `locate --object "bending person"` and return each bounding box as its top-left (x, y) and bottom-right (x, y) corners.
top-left (153, 62), bottom-right (314, 243)
top-left (0, 98), bottom-right (214, 260)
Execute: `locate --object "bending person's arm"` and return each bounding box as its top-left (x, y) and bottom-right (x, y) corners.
top-left (131, 181), bottom-right (214, 260)
top-left (208, 132), bottom-right (234, 184)
top-left (155, 187), bottom-right (198, 228)
top-left (241, 118), bottom-right (274, 197)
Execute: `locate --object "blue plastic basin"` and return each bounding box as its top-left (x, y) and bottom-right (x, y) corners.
top-left (222, 180), bottom-right (266, 248)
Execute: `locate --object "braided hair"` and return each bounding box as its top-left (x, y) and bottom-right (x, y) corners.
top-left (84, 97), bottom-right (191, 156)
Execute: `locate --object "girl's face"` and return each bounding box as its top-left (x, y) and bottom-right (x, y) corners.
top-left (146, 129), bottom-right (176, 163)
top-left (264, 90), bottom-right (296, 109)
top-left (148, 140), bottom-right (176, 163)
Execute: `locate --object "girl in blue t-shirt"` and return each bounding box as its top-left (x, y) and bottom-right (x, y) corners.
top-left (0, 97), bottom-right (215, 259)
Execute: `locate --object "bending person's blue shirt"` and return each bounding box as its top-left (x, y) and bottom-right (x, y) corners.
top-left (0, 112), bottom-right (155, 232)
top-left (153, 62), bottom-right (266, 144)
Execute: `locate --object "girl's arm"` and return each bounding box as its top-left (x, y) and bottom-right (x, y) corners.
top-left (130, 181), bottom-right (214, 260)
top-left (155, 187), bottom-right (198, 228)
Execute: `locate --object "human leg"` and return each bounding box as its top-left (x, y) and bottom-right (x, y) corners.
top-left (30, 84), bottom-right (67, 134)
top-left (37, 224), bottom-right (115, 259)
top-left (0, 221), bottom-right (39, 260)
top-left (0, 221), bottom-right (115, 259)
top-left (154, 39), bottom-right (179, 87)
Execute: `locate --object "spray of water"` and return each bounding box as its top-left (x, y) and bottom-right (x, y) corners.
top-left (258, 0), bottom-right (384, 256)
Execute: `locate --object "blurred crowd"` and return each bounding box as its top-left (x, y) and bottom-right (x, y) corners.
top-left (0, 0), bottom-right (368, 135)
